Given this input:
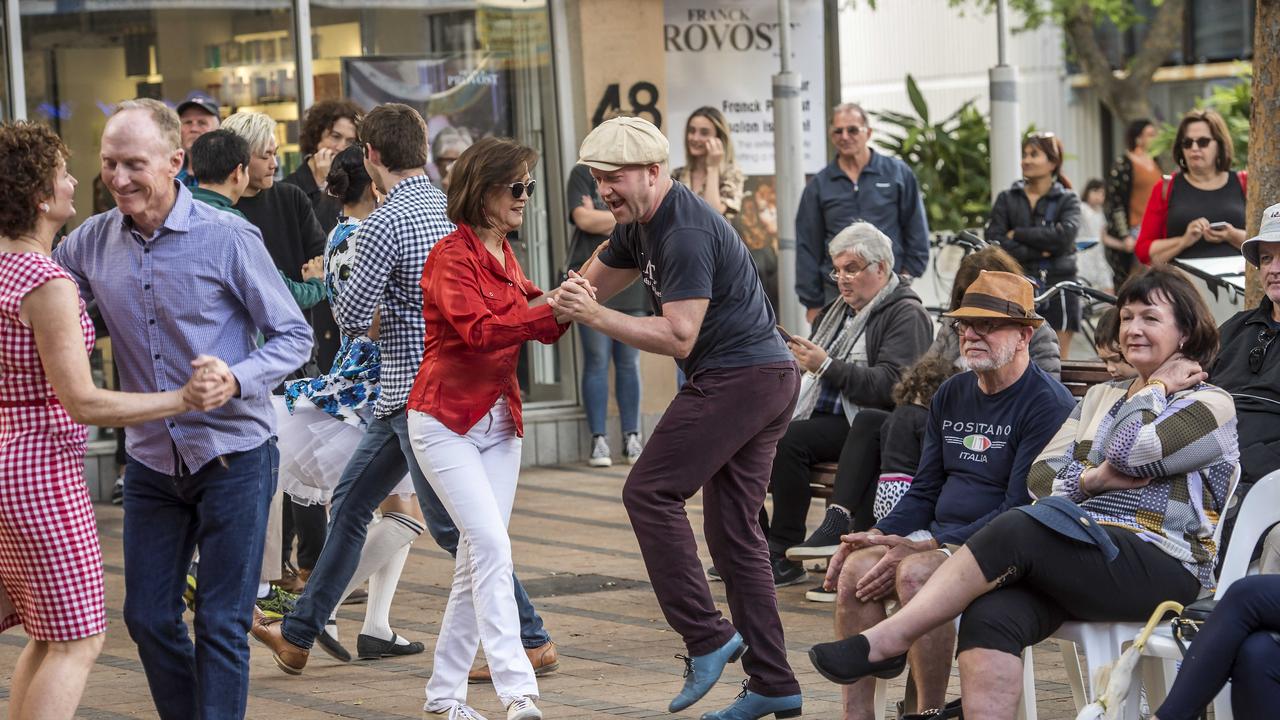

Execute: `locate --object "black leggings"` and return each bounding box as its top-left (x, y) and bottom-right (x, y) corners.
top-left (958, 511), bottom-right (1201, 657)
top-left (1156, 575), bottom-right (1280, 720)
top-left (765, 410), bottom-right (890, 553)
top-left (282, 499), bottom-right (328, 571)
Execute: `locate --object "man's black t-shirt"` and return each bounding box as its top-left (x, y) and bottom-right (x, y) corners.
top-left (598, 181), bottom-right (791, 375)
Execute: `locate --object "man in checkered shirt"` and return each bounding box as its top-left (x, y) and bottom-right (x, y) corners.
top-left (253, 104), bottom-right (558, 677)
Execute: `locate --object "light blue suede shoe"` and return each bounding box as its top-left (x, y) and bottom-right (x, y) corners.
top-left (668, 632), bottom-right (748, 712)
top-left (699, 683), bottom-right (802, 720)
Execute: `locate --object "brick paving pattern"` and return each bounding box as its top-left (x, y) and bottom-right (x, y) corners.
top-left (0, 465), bottom-right (1085, 718)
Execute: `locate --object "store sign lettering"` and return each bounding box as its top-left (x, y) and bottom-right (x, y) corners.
top-left (663, 7), bottom-right (800, 53)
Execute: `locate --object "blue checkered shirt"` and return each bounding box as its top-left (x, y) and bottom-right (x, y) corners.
top-left (331, 174), bottom-right (454, 418)
top-left (53, 182), bottom-right (314, 474)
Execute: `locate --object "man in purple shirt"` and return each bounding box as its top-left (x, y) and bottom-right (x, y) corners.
top-left (54, 98), bottom-right (313, 720)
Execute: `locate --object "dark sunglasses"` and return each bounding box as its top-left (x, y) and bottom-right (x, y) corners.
top-left (503, 180), bottom-right (536, 199)
top-left (831, 126), bottom-right (865, 137)
top-left (1249, 329), bottom-right (1276, 373)
top-left (1180, 137), bottom-right (1214, 150)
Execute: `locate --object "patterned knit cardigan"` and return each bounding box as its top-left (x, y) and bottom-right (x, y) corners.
top-left (1026, 380), bottom-right (1240, 588)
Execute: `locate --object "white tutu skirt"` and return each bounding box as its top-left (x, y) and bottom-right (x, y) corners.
top-left (273, 396), bottom-right (414, 506)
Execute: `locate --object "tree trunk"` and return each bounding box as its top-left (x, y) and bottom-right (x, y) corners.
top-left (1061, 0), bottom-right (1186, 128)
top-left (1246, 0), bottom-right (1280, 308)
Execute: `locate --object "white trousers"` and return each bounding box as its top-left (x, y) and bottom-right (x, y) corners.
top-left (407, 400), bottom-right (536, 708)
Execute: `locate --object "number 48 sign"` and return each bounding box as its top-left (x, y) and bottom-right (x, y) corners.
top-left (592, 81), bottom-right (662, 129)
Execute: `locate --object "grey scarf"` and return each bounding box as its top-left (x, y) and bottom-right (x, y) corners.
top-left (792, 273), bottom-right (900, 422)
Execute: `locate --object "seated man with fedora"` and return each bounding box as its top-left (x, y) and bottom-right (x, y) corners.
top-left (819, 271), bottom-right (1074, 717)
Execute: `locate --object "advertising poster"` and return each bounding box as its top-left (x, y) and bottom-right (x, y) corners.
top-left (664, 0), bottom-right (826, 305)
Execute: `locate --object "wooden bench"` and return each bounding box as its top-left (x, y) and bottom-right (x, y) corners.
top-left (1060, 359), bottom-right (1111, 398)
top-left (805, 361), bottom-right (1110, 502)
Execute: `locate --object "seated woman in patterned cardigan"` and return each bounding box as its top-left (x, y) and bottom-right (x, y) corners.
top-left (808, 265), bottom-right (1239, 720)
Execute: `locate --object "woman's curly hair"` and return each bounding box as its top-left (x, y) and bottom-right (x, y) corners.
top-left (0, 122), bottom-right (67, 238)
top-left (892, 354), bottom-right (960, 407)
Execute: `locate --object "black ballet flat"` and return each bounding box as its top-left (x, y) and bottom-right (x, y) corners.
top-left (808, 634), bottom-right (907, 685)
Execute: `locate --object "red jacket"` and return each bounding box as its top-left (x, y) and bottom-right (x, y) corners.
top-left (1135, 170), bottom-right (1247, 264)
top-left (407, 224), bottom-right (567, 436)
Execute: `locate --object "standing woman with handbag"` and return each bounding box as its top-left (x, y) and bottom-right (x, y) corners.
top-left (986, 132), bottom-right (1082, 356)
top-left (406, 137), bottom-right (569, 720)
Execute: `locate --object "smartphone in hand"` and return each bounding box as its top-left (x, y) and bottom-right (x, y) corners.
top-left (776, 324), bottom-right (795, 343)
top-left (1209, 221), bottom-right (1230, 231)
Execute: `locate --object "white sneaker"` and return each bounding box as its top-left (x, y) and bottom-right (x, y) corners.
top-left (588, 435), bottom-right (612, 467)
top-left (506, 697), bottom-right (542, 720)
top-left (426, 703), bottom-right (488, 720)
top-left (623, 432), bottom-right (643, 464)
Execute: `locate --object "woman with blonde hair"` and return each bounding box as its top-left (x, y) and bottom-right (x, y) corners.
top-left (672, 107), bottom-right (745, 219)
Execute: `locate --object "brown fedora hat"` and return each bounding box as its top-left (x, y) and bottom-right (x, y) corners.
top-left (942, 270), bottom-right (1044, 327)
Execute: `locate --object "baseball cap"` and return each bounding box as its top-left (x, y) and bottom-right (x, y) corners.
top-left (1242, 203), bottom-right (1280, 267)
top-left (578, 117), bottom-right (669, 171)
top-left (176, 91), bottom-right (219, 118)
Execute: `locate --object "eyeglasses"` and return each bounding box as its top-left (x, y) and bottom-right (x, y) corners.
top-left (828, 263), bottom-right (871, 282)
top-left (950, 318), bottom-right (1018, 337)
top-left (1249, 329), bottom-right (1276, 373)
top-left (831, 126), bottom-right (865, 137)
top-left (503, 180), bottom-right (536, 199)
top-left (1180, 137), bottom-right (1214, 150)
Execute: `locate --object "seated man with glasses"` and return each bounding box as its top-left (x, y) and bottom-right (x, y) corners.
top-left (1209, 202), bottom-right (1280, 488)
top-left (818, 270), bottom-right (1073, 718)
top-left (796, 103), bottom-right (930, 323)
top-left (759, 222), bottom-right (933, 588)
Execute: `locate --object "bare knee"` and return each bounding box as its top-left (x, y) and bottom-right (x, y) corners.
top-left (835, 547), bottom-right (888, 620)
top-left (46, 634), bottom-right (104, 665)
top-left (895, 550), bottom-right (946, 603)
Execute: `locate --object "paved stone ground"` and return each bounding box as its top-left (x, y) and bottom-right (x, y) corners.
top-left (0, 464), bottom-right (1086, 718)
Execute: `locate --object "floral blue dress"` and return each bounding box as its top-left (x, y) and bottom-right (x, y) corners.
top-left (283, 218), bottom-right (382, 423)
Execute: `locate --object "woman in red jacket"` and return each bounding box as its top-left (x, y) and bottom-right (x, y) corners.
top-left (1135, 109), bottom-right (1247, 265)
top-left (406, 137), bottom-right (569, 720)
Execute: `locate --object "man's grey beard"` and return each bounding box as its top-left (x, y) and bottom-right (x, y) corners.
top-left (961, 339), bottom-right (1017, 372)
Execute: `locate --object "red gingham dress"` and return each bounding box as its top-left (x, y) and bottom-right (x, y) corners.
top-left (0, 252), bottom-right (105, 641)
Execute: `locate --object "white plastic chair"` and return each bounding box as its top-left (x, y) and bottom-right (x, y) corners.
top-left (1048, 467), bottom-right (1280, 720)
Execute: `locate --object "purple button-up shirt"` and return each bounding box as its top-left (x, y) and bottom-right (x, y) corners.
top-left (54, 182), bottom-right (313, 475)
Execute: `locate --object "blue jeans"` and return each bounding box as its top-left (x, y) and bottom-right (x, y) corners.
top-left (281, 410), bottom-right (551, 649)
top-left (122, 441), bottom-right (277, 720)
top-left (579, 324), bottom-right (641, 436)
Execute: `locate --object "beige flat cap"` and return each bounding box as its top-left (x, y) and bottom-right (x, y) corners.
top-left (578, 116), bottom-right (669, 171)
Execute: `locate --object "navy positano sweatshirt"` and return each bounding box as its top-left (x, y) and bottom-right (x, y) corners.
top-left (875, 362), bottom-right (1075, 545)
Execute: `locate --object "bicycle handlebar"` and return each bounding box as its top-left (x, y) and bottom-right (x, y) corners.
top-left (1033, 280), bottom-right (1116, 305)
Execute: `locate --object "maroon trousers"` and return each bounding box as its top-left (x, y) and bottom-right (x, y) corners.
top-left (622, 361), bottom-right (801, 697)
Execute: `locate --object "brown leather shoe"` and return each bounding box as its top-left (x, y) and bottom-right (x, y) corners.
top-left (277, 567), bottom-right (309, 594)
top-left (467, 641), bottom-right (559, 684)
top-left (250, 609), bottom-right (309, 675)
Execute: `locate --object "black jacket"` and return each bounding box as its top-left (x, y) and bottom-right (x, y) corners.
top-left (1210, 298), bottom-right (1280, 483)
top-left (812, 283), bottom-right (934, 411)
top-left (986, 179), bottom-right (1081, 279)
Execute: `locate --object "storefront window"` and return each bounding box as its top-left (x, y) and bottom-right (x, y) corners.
top-left (311, 1), bottom-right (572, 405)
top-left (20, 4), bottom-right (297, 224)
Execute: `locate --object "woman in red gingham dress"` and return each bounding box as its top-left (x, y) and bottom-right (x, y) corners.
top-left (0, 123), bottom-right (226, 719)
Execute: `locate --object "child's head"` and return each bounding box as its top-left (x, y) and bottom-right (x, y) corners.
top-left (1083, 178), bottom-right (1105, 209)
top-left (1093, 305), bottom-right (1138, 380)
top-left (893, 354), bottom-right (961, 407)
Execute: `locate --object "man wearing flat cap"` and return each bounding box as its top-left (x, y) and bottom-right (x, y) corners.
top-left (815, 270), bottom-right (1073, 717)
top-left (548, 116), bottom-right (803, 719)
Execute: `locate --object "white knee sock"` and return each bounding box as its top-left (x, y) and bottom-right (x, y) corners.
top-left (361, 512), bottom-right (423, 642)
top-left (339, 511), bottom-right (423, 622)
